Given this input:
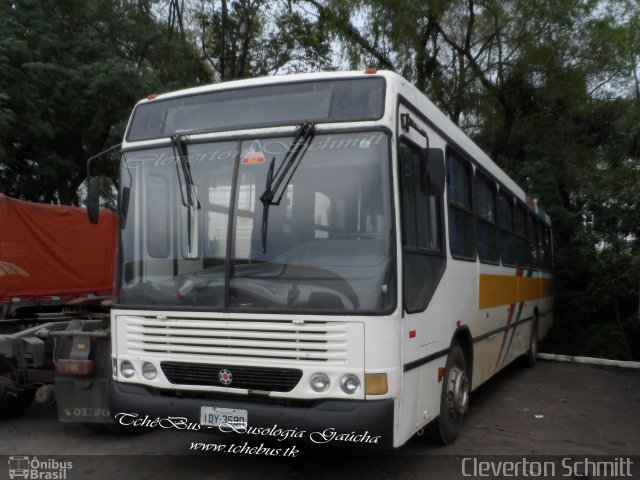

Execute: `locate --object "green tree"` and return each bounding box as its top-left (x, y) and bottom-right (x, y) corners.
top-left (0, 0), bottom-right (210, 205)
top-left (196, 0), bottom-right (333, 81)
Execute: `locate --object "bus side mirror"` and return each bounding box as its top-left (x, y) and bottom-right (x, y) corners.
top-left (87, 176), bottom-right (101, 224)
top-left (421, 148), bottom-right (445, 195)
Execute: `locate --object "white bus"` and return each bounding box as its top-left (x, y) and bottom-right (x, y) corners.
top-left (90, 69), bottom-right (553, 448)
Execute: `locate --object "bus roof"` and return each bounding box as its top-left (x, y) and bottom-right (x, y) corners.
top-left (130, 70), bottom-right (550, 224)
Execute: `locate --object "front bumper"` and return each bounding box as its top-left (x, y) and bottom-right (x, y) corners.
top-left (110, 382), bottom-right (394, 448)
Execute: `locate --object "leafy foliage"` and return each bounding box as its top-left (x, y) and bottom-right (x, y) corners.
top-left (0, 0), bottom-right (210, 205)
top-left (195, 0), bottom-right (333, 80)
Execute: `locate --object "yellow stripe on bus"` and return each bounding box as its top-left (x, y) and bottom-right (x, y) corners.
top-left (479, 274), bottom-right (552, 309)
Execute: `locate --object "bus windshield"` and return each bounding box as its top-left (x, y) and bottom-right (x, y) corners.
top-left (118, 131), bottom-right (395, 314)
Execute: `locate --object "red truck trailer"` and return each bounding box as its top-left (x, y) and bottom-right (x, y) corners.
top-left (0, 194), bottom-right (117, 419)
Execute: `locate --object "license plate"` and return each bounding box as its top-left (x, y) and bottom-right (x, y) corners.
top-left (200, 406), bottom-right (248, 428)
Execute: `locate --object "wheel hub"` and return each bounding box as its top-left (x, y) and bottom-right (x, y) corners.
top-left (447, 367), bottom-right (469, 417)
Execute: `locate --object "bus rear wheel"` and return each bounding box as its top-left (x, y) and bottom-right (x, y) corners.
top-left (435, 343), bottom-right (469, 445)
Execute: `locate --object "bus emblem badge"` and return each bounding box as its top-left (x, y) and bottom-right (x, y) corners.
top-left (219, 369), bottom-right (233, 385)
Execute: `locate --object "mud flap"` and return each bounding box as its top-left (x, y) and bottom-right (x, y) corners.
top-left (55, 335), bottom-right (113, 423)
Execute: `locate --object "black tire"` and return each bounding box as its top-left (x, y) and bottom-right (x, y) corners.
top-left (524, 320), bottom-right (539, 367)
top-left (0, 389), bottom-right (35, 419)
top-left (434, 343), bottom-right (470, 445)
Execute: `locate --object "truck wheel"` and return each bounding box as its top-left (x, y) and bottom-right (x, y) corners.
top-left (435, 343), bottom-right (469, 445)
top-left (0, 390), bottom-right (35, 419)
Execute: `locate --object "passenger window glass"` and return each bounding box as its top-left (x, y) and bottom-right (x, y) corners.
top-left (498, 191), bottom-right (515, 266)
top-left (475, 175), bottom-right (499, 263)
top-left (447, 150), bottom-right (475, 259)
top-left (447, 154), bottom-right (472, 210)
top-left (399, 142), bottom-right (442, 252)
top-left (399, 138), bottom-right (445, 314)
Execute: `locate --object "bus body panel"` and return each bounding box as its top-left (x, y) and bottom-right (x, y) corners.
top-left (108, 70), bottom-right (553, 449)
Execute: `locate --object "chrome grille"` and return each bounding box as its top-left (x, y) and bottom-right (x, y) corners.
top-left (123, 315), bottom-right (350, 364)
top-left (161, 362), bottom-right (302, 392)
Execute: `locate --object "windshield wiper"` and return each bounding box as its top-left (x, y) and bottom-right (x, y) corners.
top-left (171, 134), bottom-right (201, 256)
top-left (259, 122), bottom-right (316, 253)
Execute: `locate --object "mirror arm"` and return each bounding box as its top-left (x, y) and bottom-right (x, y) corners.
top-left (400, 113), bottom-right (429, 150)
top-left (86, 143), bottom-right (122, 183)
top-left (86, 143), bottom-right (122, 224)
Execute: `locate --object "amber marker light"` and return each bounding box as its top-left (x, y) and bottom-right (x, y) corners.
top-left (365, 373), bottom-right (388, 395)
top-left (364, 67), bottom-right (378, 74)
top-left (147, 93), bottom-right (158, 100)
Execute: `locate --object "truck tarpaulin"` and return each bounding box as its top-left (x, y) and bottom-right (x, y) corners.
top-left (0, 194), bottom-right (117, 301)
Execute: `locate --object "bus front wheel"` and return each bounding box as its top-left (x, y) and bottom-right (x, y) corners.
top-left (435, 343), bottom-right (469, 445)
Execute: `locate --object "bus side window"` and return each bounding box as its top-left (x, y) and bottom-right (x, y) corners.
top-left (544, 226), bottom-right (553, 271)
top-left (514, 203), bottom-right (527, 267)
top-left (446, 149), bottom-right (476, 260)
top-left (399, 140), bottom-right (445, 313)
top-left (528, 213), bottom-right (539, 269)
top-left (399, 141), bottom-right (442, 251)
top-left (399, 143), bottom-right (418, 247)
top-left (498, 191), bottom-right (515, 266)
top-left (475, 174), bottom-right (500, 264)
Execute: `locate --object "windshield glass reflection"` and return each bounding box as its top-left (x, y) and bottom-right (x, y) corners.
top-left (118, 131), bottom-right (395, 314)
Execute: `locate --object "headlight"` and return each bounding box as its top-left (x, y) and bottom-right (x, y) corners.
top-left (310, 372), bottom-right (330, 392)
top-left (340, 374), bottom-right (361, 394)
top-left (142, 362), bottom-right (157, 380)
top-left (120, 360), bottom-right (135, 378)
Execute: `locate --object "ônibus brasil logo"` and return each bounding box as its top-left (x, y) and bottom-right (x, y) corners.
top-left (8, 456), bottom-right (73, 479)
